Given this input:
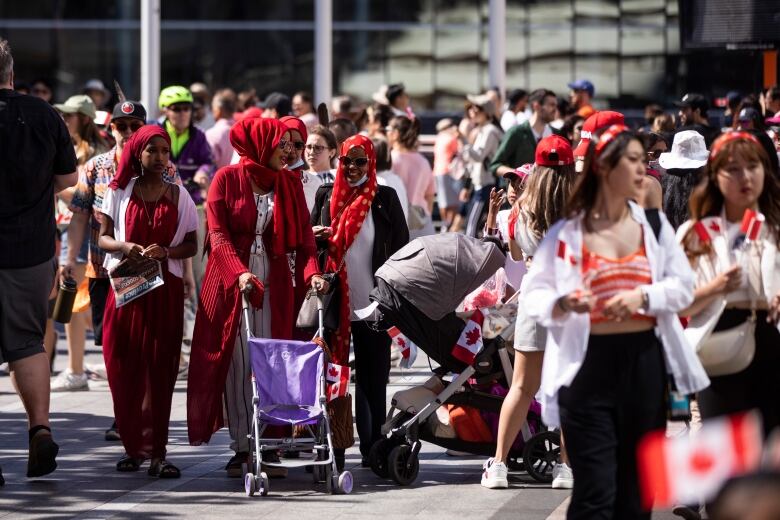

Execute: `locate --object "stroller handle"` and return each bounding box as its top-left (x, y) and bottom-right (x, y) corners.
top-left (242, 291), bottom-right (326, 341)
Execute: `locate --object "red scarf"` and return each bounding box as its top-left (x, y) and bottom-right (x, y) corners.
top-left (109, 125), bottom-right (171, 190)
top-left (280, 115), bottom-right (308, 171)
top-left (327, 134), bottom-right (378, 362)
top-left (229, 117), bottom-right (309, 256)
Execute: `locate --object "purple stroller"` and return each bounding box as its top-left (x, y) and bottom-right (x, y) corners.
top-left (241, 295), bottom-right (353, 496)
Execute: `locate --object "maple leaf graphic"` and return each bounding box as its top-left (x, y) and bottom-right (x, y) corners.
top-left (397, 338), bottom-right (406, 349)
top-left (328, 366), bottom-right (339, 378)
top-left (465, 327), bottom-right (481, 346)
top-left (709, 221), bottom-right (721, 232)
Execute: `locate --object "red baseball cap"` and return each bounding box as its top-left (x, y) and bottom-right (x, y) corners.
top-left (574, 110), bottom-right (625, 157)
top-left (535, 135), bottom-right (574, 167)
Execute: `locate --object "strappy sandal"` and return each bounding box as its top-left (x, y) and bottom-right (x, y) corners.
top-left (116, 454), bottom-right (144, 472)
top-left (148, 460), bottom-right (180, 479)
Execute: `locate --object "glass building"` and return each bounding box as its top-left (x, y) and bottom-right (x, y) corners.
top-left (0, 1), bottom-right (768, 111)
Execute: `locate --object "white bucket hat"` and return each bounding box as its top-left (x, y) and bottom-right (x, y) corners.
top-left (658, 130), bottom-right (709, 170)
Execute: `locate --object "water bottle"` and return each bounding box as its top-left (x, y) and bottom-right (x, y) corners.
top-left (52, 277), bottom-right (77, 324)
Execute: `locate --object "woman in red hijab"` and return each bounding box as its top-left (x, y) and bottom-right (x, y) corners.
top-left (98, 125), bottom-right (199, 478)
top-left (187, 117), bottom-right (322, 478)
top-left (310, 135), bottom-right (409, 469)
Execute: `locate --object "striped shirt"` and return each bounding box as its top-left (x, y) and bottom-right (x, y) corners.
top-left (583, 244), bottom-right (653, 324)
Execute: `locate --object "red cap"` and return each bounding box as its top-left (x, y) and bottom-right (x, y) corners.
top-left (535, 135), bottom-right (574, 167)
top-left (574, 110), bottom-right (625, 157)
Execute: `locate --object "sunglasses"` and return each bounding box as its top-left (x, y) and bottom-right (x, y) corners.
top-left (292, 141), bottom-right (305, 150)
top-left (278, 139), bottom-right (293, 150)
top-left (167, 105), bottom-right (192, 113)
top-left (340, 156), bottom-right (369, 168)
top-left (647, 149), bottom-right (664, 160)
top-left (306, 144), bottom-right (327, 154)
top-left (113, 121), bottom-right (144, 132)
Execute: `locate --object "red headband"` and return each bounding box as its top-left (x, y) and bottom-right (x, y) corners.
top-left (709, 131), bottom-right (761, 160)
top-left (594, 124), bottom-right (630, 158)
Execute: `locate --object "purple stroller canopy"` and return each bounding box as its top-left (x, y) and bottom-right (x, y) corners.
top-left (248, 338), bottom-right (324, 426)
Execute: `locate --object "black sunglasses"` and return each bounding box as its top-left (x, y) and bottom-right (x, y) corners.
top-left (113, 121), bottom-right (144, 132)
top-left (340, 156), bottom-right (369, 168)
top-left (292, 141), bottom-right (305, 150)
top-left (647, 149), bottom-right (664, 160)
top-left (167, 105), bottom-right (192, 113)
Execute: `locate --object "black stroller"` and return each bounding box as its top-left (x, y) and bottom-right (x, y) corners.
top-left (367, 234), bottom-right (561, 486)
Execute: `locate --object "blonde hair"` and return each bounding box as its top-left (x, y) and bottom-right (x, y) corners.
top-left (518, 163), bottom-right (577, 238)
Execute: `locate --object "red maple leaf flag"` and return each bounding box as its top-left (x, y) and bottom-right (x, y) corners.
top-left (325, 362), bottom-right (350, 402)
top-left (637, 411), bottom-right (762, 509)
top-left (556, 240), bottom-right (577, 266)
top-left (451, 310), bottom-right (485, 365)
top-left (388, 326), bottom-right (418, 369)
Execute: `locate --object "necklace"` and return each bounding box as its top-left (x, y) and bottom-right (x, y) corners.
top-left (138, 181), bottom-right (168, 226)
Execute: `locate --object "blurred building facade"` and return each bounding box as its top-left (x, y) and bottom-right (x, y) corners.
top-left (0, 0), bottom-right (769, 111)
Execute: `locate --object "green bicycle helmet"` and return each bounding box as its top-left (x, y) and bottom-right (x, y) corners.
top-left (158, 85), bottom-right (193, 109)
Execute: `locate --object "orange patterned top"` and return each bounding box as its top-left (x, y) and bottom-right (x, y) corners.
top-left (583, 243), bottom-right (654, 324)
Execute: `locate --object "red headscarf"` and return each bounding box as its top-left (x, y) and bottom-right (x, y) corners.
top-left (229, 117), bottom-right (310, 256)
top-left (280, 115), bottom-right (308, 144)
top-left (326, 134), bottom-right (379, 362)
top-left (109, 125), bottom-right (171, 190)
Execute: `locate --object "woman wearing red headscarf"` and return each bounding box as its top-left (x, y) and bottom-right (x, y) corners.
top-left (280, 115), bottom-right (323, 214)
top-left (186, 117), bottom-right (323, 478)
top-left (98, 125), bottom-right (199, 478)
top-left (310, 135), bottom-right (409, 469)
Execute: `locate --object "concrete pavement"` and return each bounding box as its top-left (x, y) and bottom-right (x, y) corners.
top-left (0, 334), bottom-right (682, 519)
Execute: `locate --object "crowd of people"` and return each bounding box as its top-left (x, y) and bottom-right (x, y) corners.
top-left (2, 34), bottom-right (780, 518)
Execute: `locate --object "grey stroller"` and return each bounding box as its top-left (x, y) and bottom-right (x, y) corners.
top-left (241, 295), bottom-right (353, 496)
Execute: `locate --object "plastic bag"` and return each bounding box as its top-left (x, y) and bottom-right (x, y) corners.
top-left (458, 268), bottom-right (508, 313)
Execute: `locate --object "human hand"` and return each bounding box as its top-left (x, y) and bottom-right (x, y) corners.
top-left (311, 275), bottom-right (330, 294)
top-left (238, 272), bottom-right (260, 293)
top-left (459, 188), bottom-right (470, 203)
top-left (488, 188), bottom-right (505, 215)
top-left (709, 265), bottom-right (743, 296)
top-left (312, 226), bottom-right (333, 239)
top-left (122, 242), bottom-right (144, 260)
top-left (60, 261), bottom-right (77, 283)
top-left (602, 288), bottom-right (645, 322)
top-left (183, 270), bottom-right (196, 300)
top-left (142, 244), bottom-right (168, 260)
top-left (556, 290), bottom-right (595, 315)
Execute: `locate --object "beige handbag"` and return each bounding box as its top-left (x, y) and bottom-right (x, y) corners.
top-left (696, 308), bottom-right (756, 376)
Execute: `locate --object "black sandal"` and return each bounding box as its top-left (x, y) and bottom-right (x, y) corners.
top-left (116, 454), bottom-right (143, 472)
top-left (148, 460), bottom-right (180, 479)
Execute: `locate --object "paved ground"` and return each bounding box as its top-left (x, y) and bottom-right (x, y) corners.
top-left (0, 333), bottom-right (683, 519)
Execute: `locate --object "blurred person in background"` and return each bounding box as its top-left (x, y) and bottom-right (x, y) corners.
top-left (363, 102), bottom-right (394, 139)
top-left (51, 94), bottom-right (109, 392)
top-left (330, 95), bottom-right (353, 120)
top-left (31, 77), bottom-right (54, 104)
top-left (205, 88), bottom-right (237, 170)
top-left (236, 88), bottom-right (258, 112)
top-left (561, 114), bottom-right (585, 146)
top-left (638, 132), bottom-right (667, 210)
top-left (329, 117), bottom-right (358, 148)
top-left (652, 113), bottom-right (677, 136)
top-left (388, 115), bottom-right (436, 238)
top-left (567, 79), bottom-right (596, 119)
top-left (737, 107), bottom-right (764, 133)
top-left (433, 118), bottom-right (462, 230)
top-left (386, 83), bottom-right (412, 118)
top-left (659, 130), bottom-right (709, 229)
top-left (676, 93), bottom-right (720, 147)
top-left (763, 86), bottom-right (780, 117)
top-left (190, 82), bottom-right (215, 131)
top-left (640, 104), bottom-right (664, 133)
top-left (82, 79), bottom-right (111, 110)
top-left (292, 91), bottom-right (318, 131)
top-left (501, 88), bottom-right (530, 131)
top-left (372, 135), bottom-right (409, 220)
top-left (259, 91), bottom-right (291, 119)
top-left (305, 124), bottom-right (338, 184)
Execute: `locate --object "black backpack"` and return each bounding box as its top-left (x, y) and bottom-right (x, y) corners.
top-left (645, 208), bottom-right (662, 242)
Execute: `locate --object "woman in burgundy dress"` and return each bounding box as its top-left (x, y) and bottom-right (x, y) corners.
top-left (98, 126), bottom-right (198, 478)
top-left (186, 117), bottom-right (323, 478)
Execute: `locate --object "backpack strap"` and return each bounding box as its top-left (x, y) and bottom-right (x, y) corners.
top-left (644, 208), bottom-right (662, 242)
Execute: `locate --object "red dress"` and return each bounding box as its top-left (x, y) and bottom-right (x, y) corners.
top-left (103, 193), bottom-right (184, 460)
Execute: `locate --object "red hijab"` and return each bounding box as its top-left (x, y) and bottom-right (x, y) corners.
top-left (229, 117), bottom-right (309, 256)
top-left (326, 134), bottom-right (379, 362)
top-left (109, 125), bottom-right (171, 190)
top-left (280, 115), bottom-right (308, 144)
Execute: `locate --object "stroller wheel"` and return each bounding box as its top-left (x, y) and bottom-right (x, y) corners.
top-left (368, 438), bottom-right (392, 478)
top-left (337, 471), bottom-right (354, 494)
top-left (522, 430), bottom-right (561, 483)
top-left (258, 472), bottom-right (270, 496)
top-left (388, 445), bottom-right (419, 486)
top-left (244, 472), bottom-right (256, 497)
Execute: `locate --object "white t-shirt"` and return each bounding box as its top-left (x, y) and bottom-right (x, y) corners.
top-left (377, 169), bottom-right (409, 220)
top-left (300, 171), bottom-right (323, 214)
top-left (346, 208), bottom-right (377, 321)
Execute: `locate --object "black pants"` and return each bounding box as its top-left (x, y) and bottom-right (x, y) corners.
top-left (352, 320), bottom-right (391, 458)
top-left (559, 330), bottom-right (667, 520)
top-left (698, 309), bottom-right (780, 439)
top-left (88, 278), bottom-right (110, 347)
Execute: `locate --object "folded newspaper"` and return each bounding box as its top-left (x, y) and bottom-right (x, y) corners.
top-left (109, 257), bottom-right (164, 308)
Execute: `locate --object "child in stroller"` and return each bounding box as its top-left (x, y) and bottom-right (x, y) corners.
top-left (365, 234), bottom-right (561, 486)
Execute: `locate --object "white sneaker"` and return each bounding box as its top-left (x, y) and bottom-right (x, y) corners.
top-left (551, 462), bottom-right (574, 489)
top-left (85, 362), bottom-right (108, 380)
top-left (481, 458), bottom-right (508, 489)
top-left (51, 369), bottom-right (89, 392)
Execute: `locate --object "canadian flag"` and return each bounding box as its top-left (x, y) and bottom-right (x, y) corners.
top-left (388, 327), bottom-right (418, 369)
top-left (693, 218), bottom-right (721, 243)
top-left (638, 411), bottom-right (763, 509)
top-left (325, 362), bottom-right (350, 402)
top-left (451, 310), bottom-right (485, 365)
top-left (740, 209), bottom-right (764, 242)
top-left (556, 240), bottom-right (577, 266)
